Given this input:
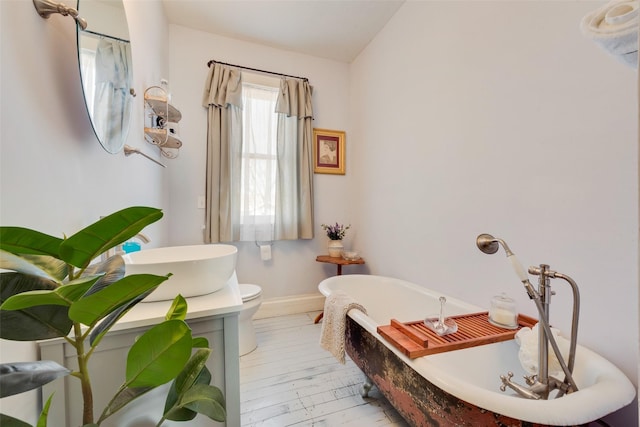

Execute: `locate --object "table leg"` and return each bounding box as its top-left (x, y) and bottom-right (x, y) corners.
top-left (315, 262), bottom-right (345, 323)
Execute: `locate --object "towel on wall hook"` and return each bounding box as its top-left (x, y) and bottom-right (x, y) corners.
top-left (581, 0), bottom-right (639, 68)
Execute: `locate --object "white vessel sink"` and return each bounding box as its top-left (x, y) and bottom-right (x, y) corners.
top-left (123, 244), bottom-right (238, 302)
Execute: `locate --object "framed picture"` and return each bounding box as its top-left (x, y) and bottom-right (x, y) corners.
top-left (313, 128), bottom-right (345, 175)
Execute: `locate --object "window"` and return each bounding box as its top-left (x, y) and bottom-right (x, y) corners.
top-left (238, 74), bottom-right (280, 241)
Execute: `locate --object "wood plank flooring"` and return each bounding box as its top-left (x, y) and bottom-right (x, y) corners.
top-left (240, 312), bottom-right (408, 427)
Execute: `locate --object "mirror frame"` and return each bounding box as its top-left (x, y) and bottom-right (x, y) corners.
top-left (76, 0), bottom-right (133, 154)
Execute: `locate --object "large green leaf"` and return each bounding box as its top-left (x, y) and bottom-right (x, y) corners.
top-left (37, 394), bottom-right (54, 427)
top-left (94, 294), bottom-right (189, 422)
top-left (172, 348), bottom-right (211, 396)
top-left (126, 320), bottom-right (193, 388)
top-left (165, 294), bottom-right (188, 321)
top-left (161, 351), bottom-right (218, 424)
top-left (59, 207), bottom-right (162, 269)
top-left (55, 275), bottom-right (103, 303)
top-left (68, 274), bottom-right (169, 327)
top-left (0, 273), bottom-right (72, 340)
top-left (81, 256), bottom-right (125, 297)
top-left (163, 349), bottom-right (212, 421)
top-left (0, 251), bottom-right (66, 282)
top-left (0, 361), bottom-right (70, 398)
top-left (0, 272), bottom-right (57, 297)
top-left (180, 366), bottom-right (212, 419)
top-left (19, 254), bottom-right (67, 282)
top-left (164, 402), bottom-right (198, 422)
top-left (1, 290), bottom-right (70, 310)
top-left (2, 274), bottom-right (104, 311)
top-left (0, 306), bottom-right (72, 341)
top-left (89, 289), bottom-right (155, 347)
top-left (192, 337), bottom-right (209, 348)
top-left (0, 413), bottom-right (32, 427)
top-left (182, 384), bottom-right (226, 422)
top-left (0, 227), bottom-right (63, 257)
top-left (97, 386), bottom-right (154, 423)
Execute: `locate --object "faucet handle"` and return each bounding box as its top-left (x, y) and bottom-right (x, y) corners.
top-left (524, 374), bottom-right (537, 386)
top-left (499, 372), bottom-right (514, 392)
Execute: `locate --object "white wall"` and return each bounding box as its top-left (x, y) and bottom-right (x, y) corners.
top-left (1, 0), bottom-right (638, 424)
top-left (0, 0), bottom-right (170, 422)
top-left (167, 24), bottom-right (361, 299)
top-left (349, 1), bottom-right (638, 424)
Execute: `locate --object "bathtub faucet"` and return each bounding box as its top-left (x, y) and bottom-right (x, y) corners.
top-left (476, 234), bottom-right (580, 400)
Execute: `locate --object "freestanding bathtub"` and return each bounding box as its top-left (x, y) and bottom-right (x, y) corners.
top-left (318, 275), bottom-right (636, 426)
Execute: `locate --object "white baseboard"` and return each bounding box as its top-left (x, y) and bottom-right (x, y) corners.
top-left (255, 293), bottom-right (325, 319)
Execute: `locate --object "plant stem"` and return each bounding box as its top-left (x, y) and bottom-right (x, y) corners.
top-left (73, 322), bottom-right (94, 425)
top-left (66, 264), bottom-right (95, 423)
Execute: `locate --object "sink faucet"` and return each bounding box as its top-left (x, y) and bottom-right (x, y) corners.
top-left (476, 234), bottom-right (580, 399)
top-left (100, 233), bottom-right (151, 262)
top-left (133, 233), bottom-right (151, 244)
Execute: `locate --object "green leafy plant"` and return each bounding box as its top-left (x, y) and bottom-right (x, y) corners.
top-left (0, 206), bottom-right (226, 426)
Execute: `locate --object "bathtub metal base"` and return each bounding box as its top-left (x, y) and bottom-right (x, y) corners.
top-left (361, 376), bottom-right (374, 398)
top-left (345, 316), bottom-right (557, 427)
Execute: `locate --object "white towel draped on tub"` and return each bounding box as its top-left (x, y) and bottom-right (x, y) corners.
top-left (581, 0), bottom-right (639, 68)
top-left (319, 291), bottom-right (367, 364)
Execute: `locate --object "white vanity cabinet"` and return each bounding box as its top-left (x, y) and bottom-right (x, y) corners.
top-left (38, 284), bottom-right (242, 427)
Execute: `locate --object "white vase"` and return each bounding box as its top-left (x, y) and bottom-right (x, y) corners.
top-left (328, 240), bottom-right (344, 257)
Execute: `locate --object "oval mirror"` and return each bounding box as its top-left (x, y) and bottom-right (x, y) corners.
top-left (77, 0), bottom-right (133, 154)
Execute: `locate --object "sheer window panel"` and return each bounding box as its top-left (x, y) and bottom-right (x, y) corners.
top-left (239, 79), bottom-right (279, 242)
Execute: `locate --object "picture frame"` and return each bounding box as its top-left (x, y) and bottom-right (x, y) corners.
top-left (313, 128), bottom-right (345, 175)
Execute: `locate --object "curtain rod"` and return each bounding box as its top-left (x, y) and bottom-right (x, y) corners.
top-left (207, 60), bottom-right (308, 82)
top-left (81, 29), bottom-right (130, 43)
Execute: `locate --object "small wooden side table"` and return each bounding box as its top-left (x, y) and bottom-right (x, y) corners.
top-left (314, 255), bottom-right (365, 323)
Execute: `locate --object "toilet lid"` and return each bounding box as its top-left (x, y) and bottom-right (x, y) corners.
top-left (240, 284), bottom-right (262, 302)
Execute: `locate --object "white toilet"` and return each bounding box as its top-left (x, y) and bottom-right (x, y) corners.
top-left (238, 284), bottom-right (263, 356)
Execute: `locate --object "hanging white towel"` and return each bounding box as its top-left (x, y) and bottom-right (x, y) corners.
top-left (581, 0), bottom-right (639, 68)
top-left (319, 291), bottom-right (367, 364)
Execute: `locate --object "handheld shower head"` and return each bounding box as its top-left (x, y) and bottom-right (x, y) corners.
top-left (476, 233), bottom-right (533, 292)
top-left (476, 233), bottom-right (516, 257)
top-left (476, 234), bottom-right (500, 255)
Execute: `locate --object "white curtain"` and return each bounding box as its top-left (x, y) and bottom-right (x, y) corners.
top-left (202, 63), bottom-right (243, 243)
top-left (274, 78), bottom-right (314, 240)
top-left (93, 39), bottom-right (132, 149)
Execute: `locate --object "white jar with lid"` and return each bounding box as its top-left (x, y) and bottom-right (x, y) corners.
top-left (489, 293), bottom-right (518, 329)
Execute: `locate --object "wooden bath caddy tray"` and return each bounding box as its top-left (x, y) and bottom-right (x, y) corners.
top-left (377, 312), bottom-right (537, 359)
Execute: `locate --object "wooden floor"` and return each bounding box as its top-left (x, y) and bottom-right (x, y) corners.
top-left (240, 312), bottom-right (409, 427)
